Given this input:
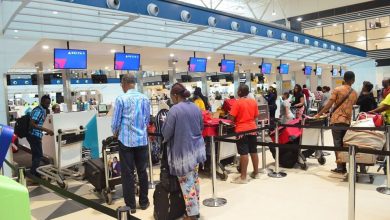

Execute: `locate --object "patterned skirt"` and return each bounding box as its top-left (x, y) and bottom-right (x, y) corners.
top-left (177, 165), bottom-right (200, 217)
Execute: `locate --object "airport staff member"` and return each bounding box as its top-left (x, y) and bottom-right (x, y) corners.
top-left (111, 74), bottom-right (150, 214)
top-left (27, 95), bottom-right (54, 178)
top-left (315, 71), bottom-right (358, 174)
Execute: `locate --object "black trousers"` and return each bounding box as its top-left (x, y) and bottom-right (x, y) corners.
top-left (118, 142), bottom-right (149, 209)
top-left (332, 123), bottom-right (349, 169)
top-left (27, 135), bottom-right (43, 176)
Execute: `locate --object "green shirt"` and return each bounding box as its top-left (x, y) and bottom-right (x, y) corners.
top-left (381, 94), bottom-right (390, 124)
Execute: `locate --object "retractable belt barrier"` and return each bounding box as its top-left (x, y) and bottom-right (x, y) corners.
top-left (2, 159), bottom-right (140, 220)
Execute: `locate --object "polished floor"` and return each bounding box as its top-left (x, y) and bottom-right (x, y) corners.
top-left (28, 149), bottom-right (390, 220)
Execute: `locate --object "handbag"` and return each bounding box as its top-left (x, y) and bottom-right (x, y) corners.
top-left (160, 142), bottom-right (181, 193)
top-left (357, 112), bottom-right (384, 127)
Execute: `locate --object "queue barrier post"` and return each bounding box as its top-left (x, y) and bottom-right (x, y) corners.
top-left (348, 145), bottom-right (356, 220)
top-left (117, 206), bottom-right (131, 220)
top-left (377, 125), bottom-right (390, 195)
top-left (268, 121), bottom-right (287, 178)
top-left (259, 120), bottom-right (271, 174)
top-left (203, 136), bottom-right (227, 207)
top-left (147, 138), bottom-right (157, 189)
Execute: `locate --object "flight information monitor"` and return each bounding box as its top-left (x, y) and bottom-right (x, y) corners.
top-left (188, 57), bottom-right (207, 72)
top-left (261, 63), bottom-right (272, 74)
top-left (220, 59), bottom-right (235, 73)
top-left (54, 49), bottom-right (87, 69)
top-left (114, 53), bottom-right (141, 71)
top-left (279, 64), bottom-right (289, 74)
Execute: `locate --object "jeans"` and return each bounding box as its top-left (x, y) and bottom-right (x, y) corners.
top-left (118, 142), bottom-right (149, 209)
top-left (332, 123), bottom-right (349, 170)
top-left (27, 135), bottom-right (43, 176)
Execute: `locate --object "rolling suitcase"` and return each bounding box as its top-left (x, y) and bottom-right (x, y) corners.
top-left (153, 183), bottom-right (186, 220)
top-left (84, 158), bottom-right (105, 192)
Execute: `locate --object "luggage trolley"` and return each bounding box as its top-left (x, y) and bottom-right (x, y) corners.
top-left (298, 117), bottom-right (327, 170)
top-left (101, 138), bottom-right (122, 204)
top-left (216, 121), bottom-right (237, 180)
top-left (37, 126), bottom-right (86, 189)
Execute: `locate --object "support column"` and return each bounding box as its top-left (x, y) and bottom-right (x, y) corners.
top-left (137, 65), bottom-right (144, 93)
top-left (35, 62), bottom-right (44, 100)
top-left (245, 72), bottom-right (252, 92)
top-left (233, 65), bottom-right (240, 96)
top-left (201, 74), bottom-right (208, 97)
top-left (62, 70), bottom-right (72, 112)
top-left (168, 59), bottom-right (177, 85)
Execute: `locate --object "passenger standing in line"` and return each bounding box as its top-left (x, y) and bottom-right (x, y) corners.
top-left (27, 95), bottom-right (54, 178)
top-left (315, 71), bottom-right (358, 174)
top-left (111, 74), bottom-right (150, 214)
top-left (265, 87), bottom-right (277, 121)
top-left (193, 88), bottom-right (206, 111)
top-left (319, 86), bottom-right (331, 112)
top-left (162, 83), bottom-right (206, 220)
top-left (230, 84), bottom-right (260, 184)
top-left (357, 81), bottom-right (377, 113)
top-left (292, 84), bottom-right (305, 119)
top-left (280, 92), bottom-right (294, 124)
top-left (313, 86), bottom-right (324, 101)
top-left (302, 84), bottom-right (311, 110)
top-left (381, 79), bottom-right (390, 102)
top-left (193, 87), bottom-right (210, 111)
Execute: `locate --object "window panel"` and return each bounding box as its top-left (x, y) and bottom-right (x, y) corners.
top-left (344, 20), bottom-right (365, 32)
top-left (303, 28), bottom-right (322, 37)
top-left (347, 41), bottom-right (366, 50)
top-left (367, 27), bottom-right (390, 40)
top-left (367, 38), bottom-right (390, 50)
top-left (324, 34), bottom-right (343, 43)
top-left (367, 16), bottom-right (390, 29)
top-left (323, 24), bottom-right (343, 36)
top-left (345, 31), bottom-right (366, 43)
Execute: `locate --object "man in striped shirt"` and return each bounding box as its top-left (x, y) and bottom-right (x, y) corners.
top-left (111, 74), bottom-right (150, 213)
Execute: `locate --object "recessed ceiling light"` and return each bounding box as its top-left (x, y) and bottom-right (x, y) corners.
top-left (207, 56), bottom-right (211, 60)
top-left (110, 49), bottom-right (116, 53)
top-left (199, 42), bottom-right (203, 45)
top-left (253, 62), bottom-right (256, 65)
top-left (52, 11), bottom-right (58, 15)
top-left (332, 23), bottom-right (337, 27)
top-left (272, 11), bottom-right (276, 16)
top-left (346, 30), bottom-right (350, 32)
top-left (376, 18), bottom-right (379, 20)
top-left (105, 66), bottom-right (109, 70)
top-left (170, 53), bottom-right (174, 57)
top-left (42, 45), bottom-right (49, 50)
top-left (13, 30), bottom-right (18, 33)
top-left (114, 22), bottom-right (119, 25)
top-left (316, 22), bottom-right (322, 26)
top-left (297, 17), bottom-right (302, 21)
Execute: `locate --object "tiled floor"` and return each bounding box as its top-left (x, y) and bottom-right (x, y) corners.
top-left (28, 150), bottom-right (390, 220)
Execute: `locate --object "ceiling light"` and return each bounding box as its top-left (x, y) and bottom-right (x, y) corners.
top-left (272, 11), bottom-right (276, 16)
top-left (114, 22), bottom-right (119, 25)
top-left (14, 36), bottom-right (19, 39)
top-left (332, 23), bottom-right (337, 27)
top-left (170, 53), bottom-right (174, 57)
top-left (160, 27), bottom-right (164, 30)
top-left (297, 17), bottom-right (302, 21)
top-left (207, 56), bottom-right (211, 60)
top-left (376, 18), bottom-right (379, 20)
top-left (13, 30), bottom-right (18, 33)
top-left (346, 30), bottom-right (350, 32)
top-left (199, 42), bottom-right (203, 45)
top-left (52, 11), bottom-right (58, 15)
top-left (42, 45), bottom-right (49, 50)
top-left (105, 66), bottom-right (109, 70)
top-left (110, 49), bottom-right (116, 53)
top-left (253, 62), bottom-right (256, 65)
top-left (316, 22), bottom-right (322, 26)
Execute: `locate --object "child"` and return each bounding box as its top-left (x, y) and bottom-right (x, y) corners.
top-left (280, 92), bottom-right (294, 124)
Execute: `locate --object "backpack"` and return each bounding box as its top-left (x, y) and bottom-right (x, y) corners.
top-left (14, 115), bottom-right (31, 138)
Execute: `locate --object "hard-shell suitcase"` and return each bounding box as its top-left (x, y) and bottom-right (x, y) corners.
top-left (153, 183), bottom-right (186, 220)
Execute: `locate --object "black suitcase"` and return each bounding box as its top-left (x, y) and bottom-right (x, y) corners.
top-left (84, 158), bottom-right (106, 192)
top-left (153, 183), bottom-right (186, 220)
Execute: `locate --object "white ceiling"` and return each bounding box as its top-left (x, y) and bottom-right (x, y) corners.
top-left (178, 0), bottom-right (373, 22)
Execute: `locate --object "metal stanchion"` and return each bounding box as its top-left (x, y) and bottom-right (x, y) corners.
top-left (203, 136), bottom-right (227, 207)
top-left (18, 167), bottom-right (26, 187)
top-left (259, 120), bottom-right (270, 174)
top-left (147, 139), bottom-right (157, 189)
top-left (117, 206), bottom-right (131, 220)
top-left (268, 121), bottom-right (287, 178)
top-left (377, 126), bottom-right (390, 195)
top-left (348, 145), bottom-right (356, 220)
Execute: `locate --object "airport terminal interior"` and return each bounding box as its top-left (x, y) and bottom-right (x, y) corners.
top-left (1, 0), bottom-right (390, 219)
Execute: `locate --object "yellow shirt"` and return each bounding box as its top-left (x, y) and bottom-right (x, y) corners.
top-left (381, 94), bottom-right (390, 124)
top-left (194, 98), bottom-right (206, 111)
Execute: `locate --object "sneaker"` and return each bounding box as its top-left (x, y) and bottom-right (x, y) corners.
top-left (231, 177), bottom-right (248, 184)
top-left (140, 201), bottom-right (150, 210)
top-left (249, 172), bottom-right (260, 179)
top-left (331, 168), bottom-right (347, 174)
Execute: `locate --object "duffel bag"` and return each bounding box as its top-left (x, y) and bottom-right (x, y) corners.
top-left (357, 112), bottom-right (384, 127)
top-left (343, 130), bottom-right (385, 150)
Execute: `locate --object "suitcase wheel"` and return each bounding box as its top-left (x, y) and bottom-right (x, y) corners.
top-left (299, 163), bottom-right (307, 170)
top-left (102, 189), bottom-right (113, 205)
top-left (56, 180), bottom-right (68, 190)
top-left (318, 157), bottom-right (326, 165)
top-left (369, 176), bottom-right (374, 184)
top-left (218, 171), bottom-right (229, 181)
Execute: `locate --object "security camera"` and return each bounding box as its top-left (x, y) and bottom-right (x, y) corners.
top-left (147, 3), bottom-right (159, 16)
top-left (106, 0), bottom-right (120, 10)
top-left (208, 16), bottom-right (217, 27)
top-left (250, 26), bottom-right (257, 35)
top-left (181, 10), bottom-right (191, 23)
top-left (231, 21), bottom-right (240, 31)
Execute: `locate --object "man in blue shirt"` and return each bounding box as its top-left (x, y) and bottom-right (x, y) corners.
top-left (27, 95), bottom-right (54, 177)
top-left (112, 74), bottom-right (150, 213)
